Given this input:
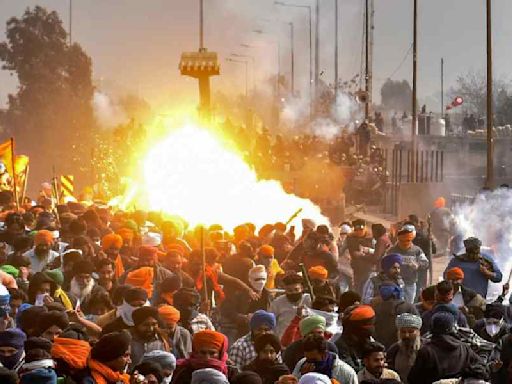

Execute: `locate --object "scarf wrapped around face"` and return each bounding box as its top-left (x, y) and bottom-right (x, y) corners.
top-left (307, 351), bottom-right (336, 377)
top-left (398, 232), bottom-right (415, 249)
top-left (88, 358), bottom-right (130, 384)
top-left (177, 331), bottom-right (229, 375)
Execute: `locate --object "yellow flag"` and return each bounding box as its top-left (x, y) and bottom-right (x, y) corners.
top-left (0, 139), bottom-right (13, 172)
top-left (14, 155), bottom-right (29, 176)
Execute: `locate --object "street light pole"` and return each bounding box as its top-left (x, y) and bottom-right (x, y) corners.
top-left (315, 0), bottom-right (319, 97)
top-left (441, 58), bottom-right (444, 117)
top-left (231, 53), bottom-right (255, 94)
top-left (365, 0), bottom-right (370, 121)
top-left (412, 0), bottom-right (418, 147)
top-left (69, 0), bottom-right (72, 45)
top-left (199, 0), bottom-right (204, 50)
top-left (274, 1), bottom-right (313, 118)
top-left (289, 22), bottom-right (295, 95)
top-left (486, 0), bottom-right (494, 189)
top-left (334, 0), bottom-right (339, 101)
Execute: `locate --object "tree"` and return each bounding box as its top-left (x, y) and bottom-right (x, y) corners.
top-left (0, 6), bottom-right (95, 185)
top-left (448, 70), bottom-right (510, 119)
top-left (380, 79), bottom-right (412, 112)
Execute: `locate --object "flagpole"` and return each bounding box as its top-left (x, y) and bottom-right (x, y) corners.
top-left (21, 164), bottom-right (29, 207)
top-left (10, 138), bottom-right (19, 210)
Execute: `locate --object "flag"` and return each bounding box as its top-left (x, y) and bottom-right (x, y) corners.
top-left (0, 139), bottom-right (13, 173)
top-left (14, 155), bottom-right (29, 192)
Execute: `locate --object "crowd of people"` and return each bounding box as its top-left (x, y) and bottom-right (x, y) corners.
top-left (0, 188), bottom-right (509, 384)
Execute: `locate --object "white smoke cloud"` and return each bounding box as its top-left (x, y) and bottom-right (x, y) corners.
top-left (453, 188), bottom-right (512, 299)
top-left (93, 91), bottom-right (128, 129)
top-left (333, 91), bottom-right (358, 124)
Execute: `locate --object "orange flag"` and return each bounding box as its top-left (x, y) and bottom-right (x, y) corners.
top-left (0, 139), bottom-right (13, 172)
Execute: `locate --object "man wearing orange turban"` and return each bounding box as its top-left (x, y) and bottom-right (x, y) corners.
top-left (430, 196), bottom-right (452, 257)
top-left (444, 267), bottom-right (485, 314)
top-left (26, 230), bottom-right (59, 273)
top-left (158, 305), bottom-right (192, 359)
top-left (102, 233), bottom-right (125, 278)
top-left (387, 224), bottom-right (429, 304)
top-left (172, 330), bottom-right (235, 382)
top-left (126, 267), bottom-right (154, 297)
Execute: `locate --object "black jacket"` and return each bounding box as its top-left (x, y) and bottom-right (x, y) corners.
top-left (243, 358), bottom-right (290, 384)
top-left (408, 334), bottom-right (487, 384)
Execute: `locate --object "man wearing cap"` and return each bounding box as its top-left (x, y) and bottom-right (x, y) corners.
top-left (335, 304), bottom-right (376, 372)
top-left (387, 223), bottom-right (429, 303)
top-left (282, 315), bottom-right (338, 372)
top-left (408, 311), bottom-right (487, 384)
top-left (445, 237), bottom-right (502, 298)
top-left (229, 310), bottom-right (277, 370)
top-left (373, 283), bottom-right (419, 349)
top-left (130, 306), bottom-right (170, 367)
top-left (85, 331), bottom-right (132, 384)
top-left (362, 253), bottom-right (404, 304)
top-left (387, 313), bottom-right (424, 384)
top-left (0, 328), bottom-right (26, 372)
top-left (346, 219), bottom-right (375, 294)
top-left (158, 305), bottom-right (192, 359)
top-left (269, 273), bottom-right (312, 339)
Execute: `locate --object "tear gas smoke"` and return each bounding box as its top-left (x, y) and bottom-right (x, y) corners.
top-left (453, 188), bottom-right (512, 299)
top-left (93, 91), bottom-right (128, 128)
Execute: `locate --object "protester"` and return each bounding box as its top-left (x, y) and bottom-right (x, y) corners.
top-left (282, 315), bottom-right (338, 372)
top-left (421, 281), bottom-right (469, 334)
top-left (242, 333), bottom-right (289, 384)
top-left (292, 334), bottom-right (357, 384)
top-left (130, 306), bottom-right (170, 367)
top-left (362, 253), bottom-right (404, 304)
top-left (387, 223), bottom-right (429, 303)
top-left (270, 273), bottom-right (312, 338)
top-left (372, 282), bottom-right (418, 348)
top-left (171, 330), bottom-right (238, 383)
top-left (408, 312), bottom-right (488, 384)
top-left (102, 286), bottom-right (149, 334)
top-left (335, 305), bottom-right (375, 372)
top-left (346, 219), bottom-right (375, 294)
top-left (358, 341), bottom-right (400, 381)
top-left (229, 310), bottom-right (276, 370)
top-left (386, 313), bottom-right (424, 384)
top-left (84, 330), bottom-right (132, 384)
top-left (158, 304), bottom-right (192, 359)
top-left (445, 237), bottom-right (502, 298)
top-left (0, 328), bottom-right (26, 372)
top-left (472, 303), bottom-right (508, 343)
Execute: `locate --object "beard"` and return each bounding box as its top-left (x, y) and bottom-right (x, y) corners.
top-left (400, 336), bottom-right (420, 353)
top-left (70, 277), bottom-right (95, 299)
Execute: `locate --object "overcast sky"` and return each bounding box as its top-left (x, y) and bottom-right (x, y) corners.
top-left (0, 0), bottom-right (510, 112)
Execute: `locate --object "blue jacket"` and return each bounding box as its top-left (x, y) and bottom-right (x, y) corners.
top-left (445, 252), bottom-right (502, 298)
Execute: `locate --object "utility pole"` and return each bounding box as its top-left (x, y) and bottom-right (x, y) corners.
top-left (441, 58), bottom-right (444, 117)
top-left (69, 0), bottom-right (72, 45)
top-left (315, 0), bottom-right (319, 96)
top-left (289, 22), bottom-right (295, 95)
top-left (486, 0), bottom-right (494, 189)
top-left (199, 0), bottom-right (204, 50)
top-left (334, 0), bottom-right (339, 100)
top-left (412, 0), bottom-right (418, 147)
top-left (364, 0), bottom-right (370, 121)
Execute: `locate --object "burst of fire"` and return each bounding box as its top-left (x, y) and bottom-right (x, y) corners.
top-left (139, 124), bottom-right (329, 231)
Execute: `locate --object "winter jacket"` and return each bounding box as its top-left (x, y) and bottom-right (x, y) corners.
top-left (293, 352), bottom-right (358, 384)
top-left (373, 299), bottom-right (419, 349)
top-left (445, 252), bottom-right (502, 298)
top-left (408, 334), bottom-right (488, 384)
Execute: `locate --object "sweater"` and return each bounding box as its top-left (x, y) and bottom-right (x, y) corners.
top-left (269, 293), bottom-right (312, 339)
top-left (387, 244), bottom-right (429, 284)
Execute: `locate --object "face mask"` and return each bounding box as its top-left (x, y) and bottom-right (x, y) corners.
top-left (0, 351), bottom-right (23, 370)
top-left (163, 376), bottom-right (172, 384)
top-left (35, 293), bottom-right (47, 306)
top-left (249, 277), bottom-right (267, 293)
top-left (485, 319), bottom-right (502, 337)
top-left (286, 292), bottom-right (303, 303)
